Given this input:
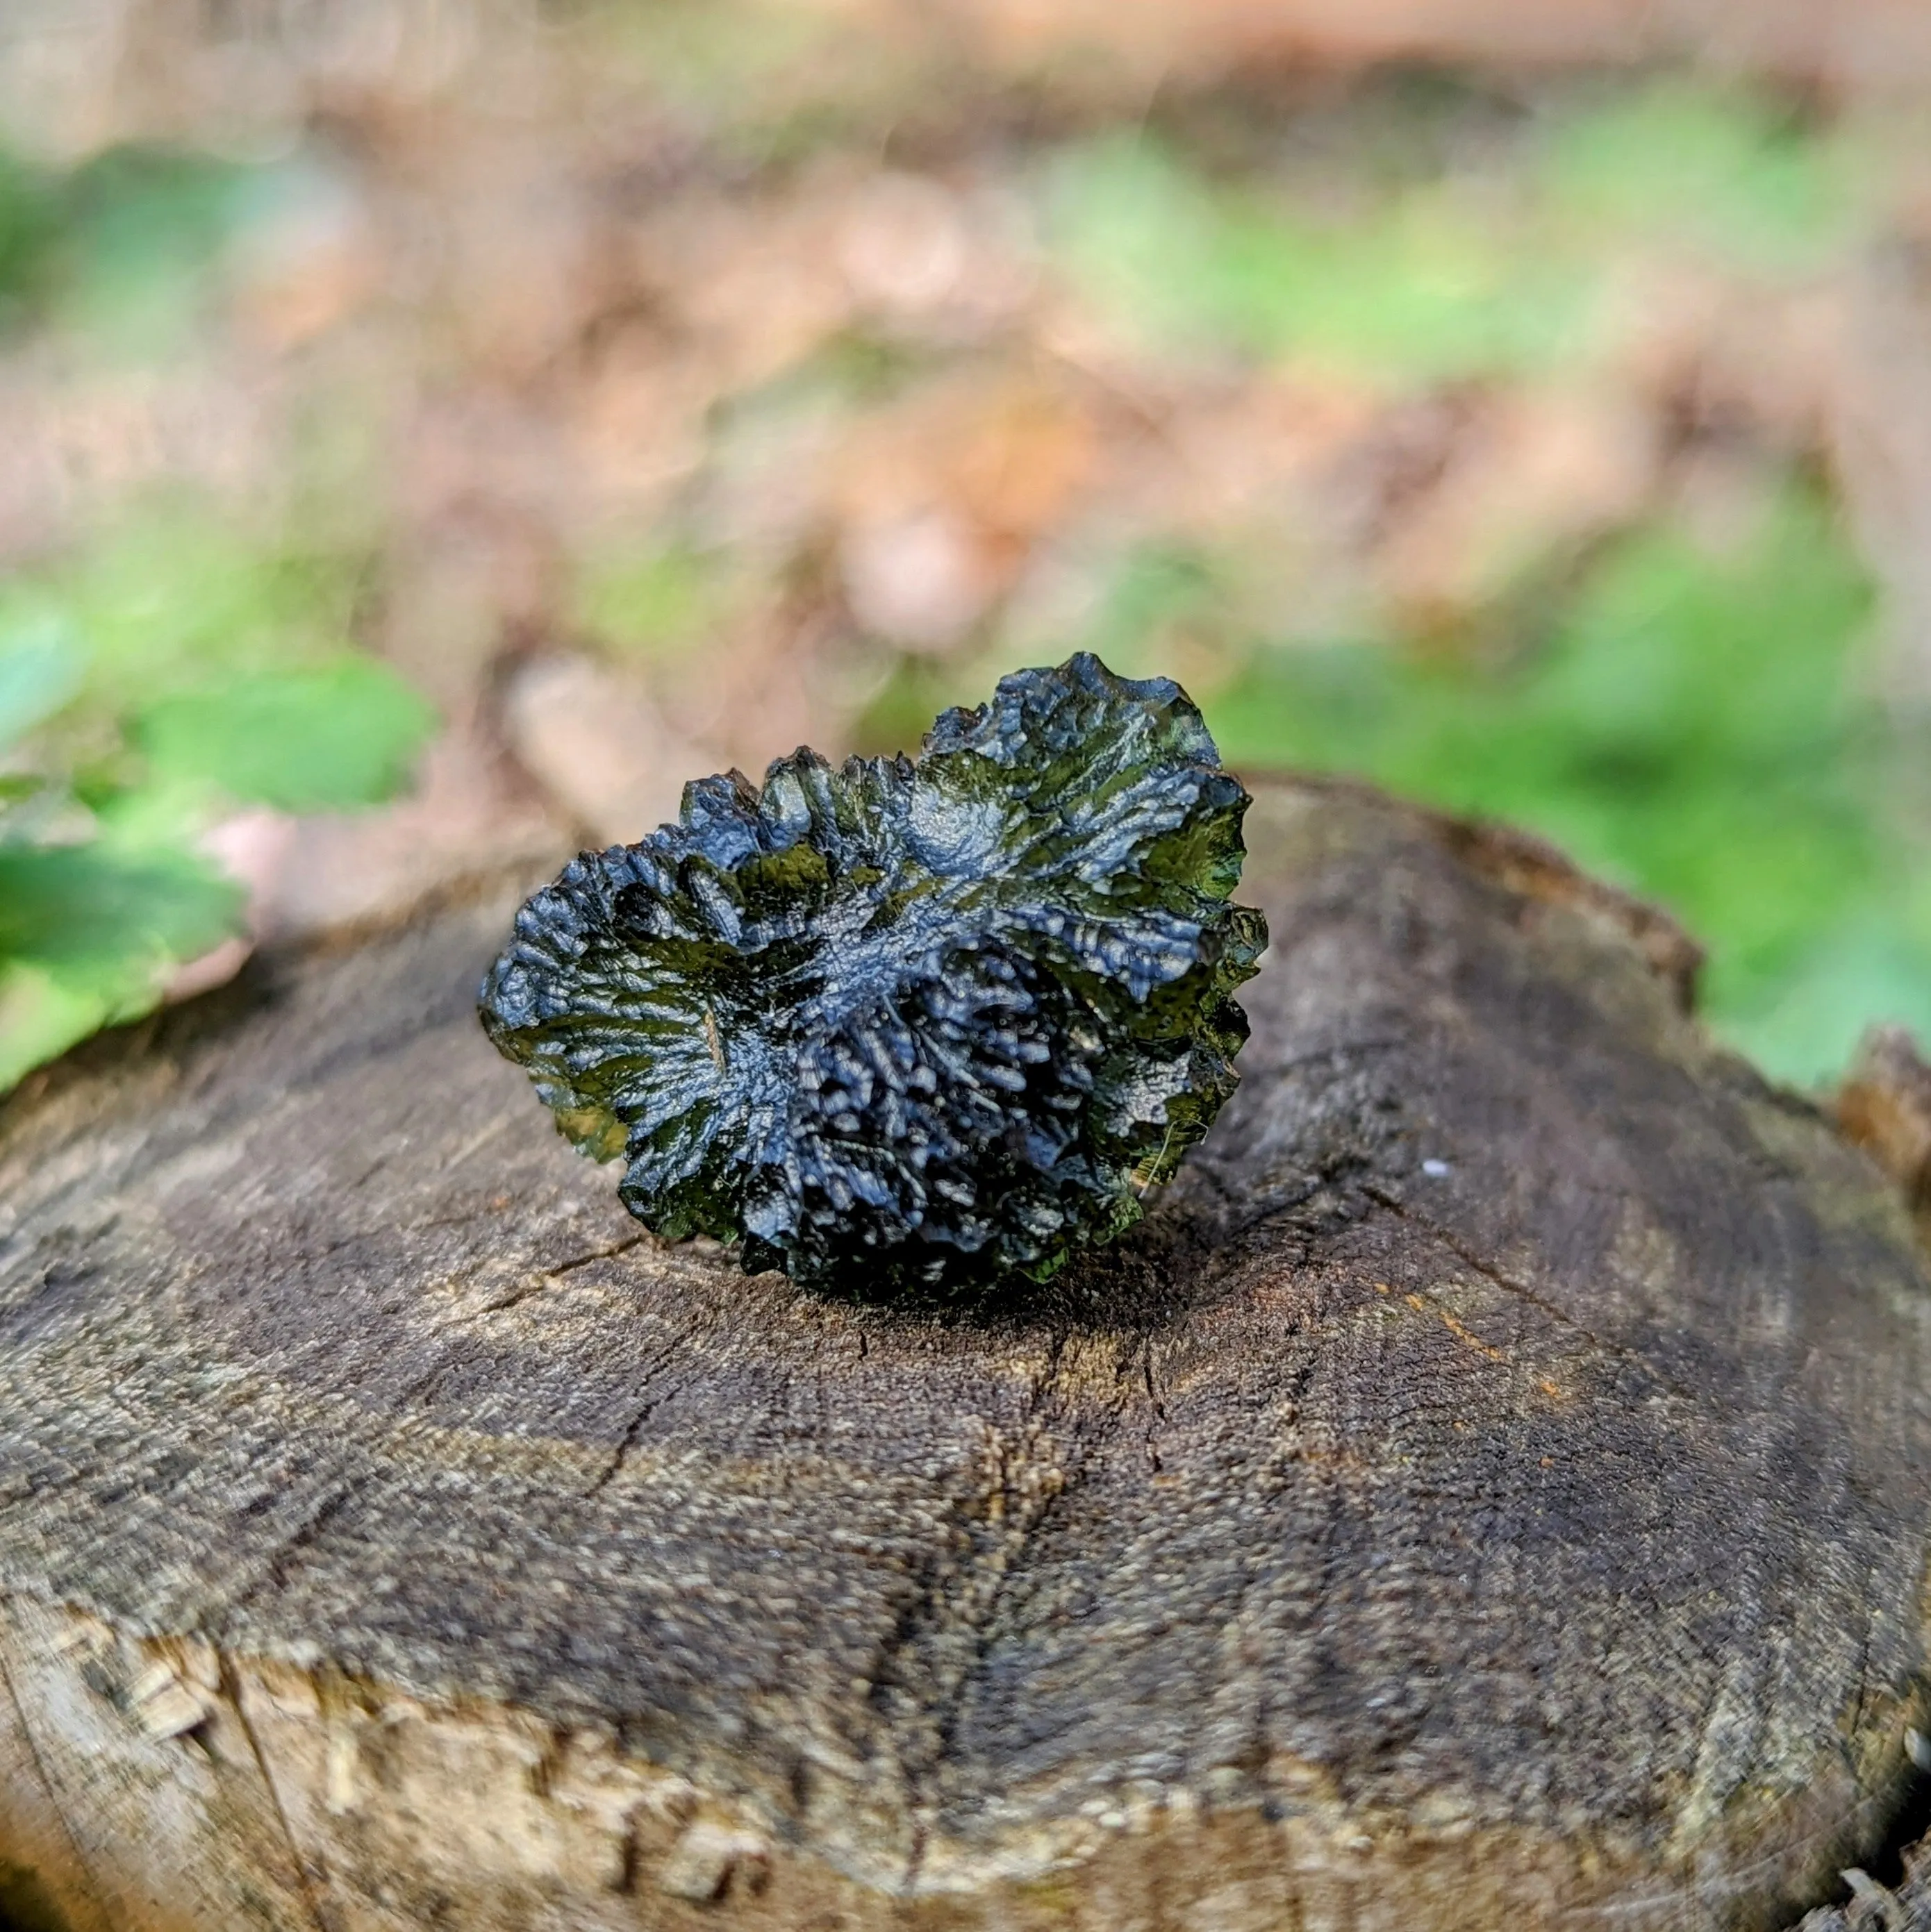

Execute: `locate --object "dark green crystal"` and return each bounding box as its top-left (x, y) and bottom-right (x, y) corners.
top-left (479, 653), bottom-right (1265, 1290)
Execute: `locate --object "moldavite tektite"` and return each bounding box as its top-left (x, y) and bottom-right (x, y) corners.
top-left (479, 653), bottom-right (1266, 1290)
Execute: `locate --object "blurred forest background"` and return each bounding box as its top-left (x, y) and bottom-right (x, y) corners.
top-left (3, 0), bottom-right (1931, 1098)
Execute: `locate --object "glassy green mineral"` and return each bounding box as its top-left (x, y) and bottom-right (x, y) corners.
top-left (479, 653), bottom-right (1266, 1290)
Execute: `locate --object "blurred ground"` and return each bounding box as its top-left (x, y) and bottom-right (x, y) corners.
top-left (2, 0), bottom-right (1930, 1094)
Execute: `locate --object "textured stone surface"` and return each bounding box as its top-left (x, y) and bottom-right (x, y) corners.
top-left (481, 654), bottom-right (1263, 1290)
top-left (1, 778), bottom-right (1930, 1932)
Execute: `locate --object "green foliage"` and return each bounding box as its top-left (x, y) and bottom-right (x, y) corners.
top-left (1199, 488), bottom-right (1931, 1084)
top-left (0, 149), bottom-right (60, 328)
top-left (57, 146), bottom-right (265, 344)
top-left (0, 505), bottom-right (370, 720)
top-left (0, 504), bottom-right (435, 1097)
top-left (0, 140), bottom-right (276, 348)
top-left (1043, 134), bottom-right (1595, 381)
top-left (0, 622), bottom-right (82, 746)
top-left (0, 133), bottom-right (428, 1095)
top-left (135, 660), bottom-right (436, 812)
top-left (1042, 83), bottom-right (1857, 384)
top-left (1541, 81), bottom-right (1857, 272)
top-left (0, 844), bottom-right (240, 988)
top-left (0, 806), bottom-right (247, 1094)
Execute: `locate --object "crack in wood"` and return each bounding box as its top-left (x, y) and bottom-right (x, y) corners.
top-left (0, 1631), bottom-right (112, 1932)
top-left (888, 1326), bottom-right (1145, 1895)
top-left (220, 1658), bottom-right (330, 1932)
top-left (1362, 1182), bottom-right (1691, 1400)
top-left (584, 1335), bottom-right (691, 1499)
top-left (238, 1487), bottom-right (359, 1614)
top-left (470, 1233), bottom-right (655, 1316)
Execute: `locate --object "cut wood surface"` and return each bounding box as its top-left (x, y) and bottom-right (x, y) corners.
top-left (2, 778), bottom-right (1930, 1932)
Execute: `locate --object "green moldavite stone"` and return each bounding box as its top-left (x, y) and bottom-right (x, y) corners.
top-left (479, 653), bottom-right (1266, 1291)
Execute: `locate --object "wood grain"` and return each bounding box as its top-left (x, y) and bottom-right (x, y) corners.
top-left (2, 778), bottom-right (1928, 1932)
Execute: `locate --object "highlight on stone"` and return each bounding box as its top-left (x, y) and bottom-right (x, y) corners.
top-left (479, 652), bottom-right (1266, 1290)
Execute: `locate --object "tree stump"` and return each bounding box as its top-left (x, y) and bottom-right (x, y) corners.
top-left (2, 778), bottom-right (1929, 1932)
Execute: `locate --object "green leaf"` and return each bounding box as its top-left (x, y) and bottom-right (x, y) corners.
top-left (0, 145), bottom-right (59, 327)
top-left (0, 618), bottom-right (83, 749)
top-left (0, 965), bottom-right (119, 1094)
top-left (133, 658), bottom-right (436, 811)
top-left (50, 143), bottom-right (274, 349)
top-left (0, 506), bottom-right (372, 722)
top-left (0, 842), bottom-right (241, 988)
top-left (1723, 915), bottom-right (1931, 1088)
top-left (1523, 492), bottom-right (1873, 772)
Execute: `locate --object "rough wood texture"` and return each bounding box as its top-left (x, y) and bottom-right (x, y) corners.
top-left (1795, 1839), bottom-right (1931, 1932)
top-left (3, 778), bottom-right (1930, 1932)
top-left (1839, 1026), bottom-right (1931, 1244)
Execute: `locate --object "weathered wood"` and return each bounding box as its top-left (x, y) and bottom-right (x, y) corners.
top-left (2, 777), bottom-right (1929, 1932)
top-left (1840, 1026), bottom-right (1931, 1243)
top-left (1795, 1840), bottom-right (1931, 1932)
